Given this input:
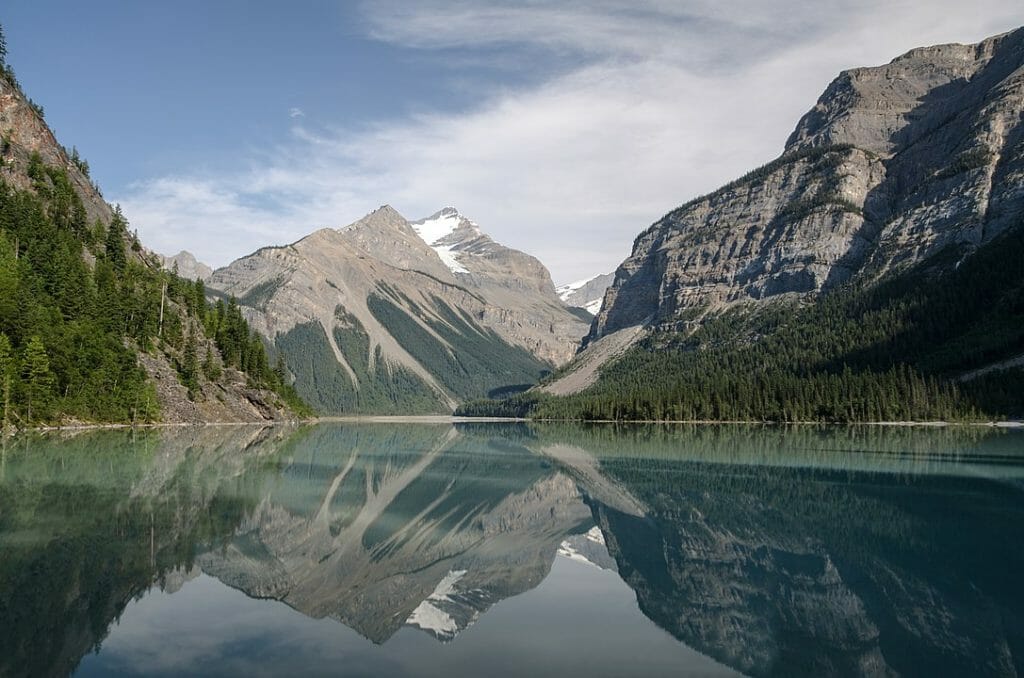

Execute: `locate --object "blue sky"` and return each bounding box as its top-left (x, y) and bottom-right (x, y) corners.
top-left (3, 1), bottom-right (1023, 283)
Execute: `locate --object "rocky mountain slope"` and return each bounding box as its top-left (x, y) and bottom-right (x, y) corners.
top-left (556, 272), bottom-right (614, 315)
top-left (158, 250), bottom-right (212, 281)
top-left (544, 27), bottom-right (1024, 402)
top-left (208, 206), bottom-right (589, 414)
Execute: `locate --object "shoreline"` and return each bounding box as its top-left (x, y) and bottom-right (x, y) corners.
top-left (4, 416), bottom-right (1021, 435)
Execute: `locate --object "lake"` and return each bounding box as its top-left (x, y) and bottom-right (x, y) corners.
top-left (1, 423), bottom-right (1022, 677)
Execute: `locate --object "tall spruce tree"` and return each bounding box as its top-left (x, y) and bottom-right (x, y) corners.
top-left (0, 332), bottom-right (12, 431)
top-left (105, 206), bottom-right (128, 273)
top-left (182, 322), bottom-right (200, 395)
top-left (22, 336), bottom-right (53, 422)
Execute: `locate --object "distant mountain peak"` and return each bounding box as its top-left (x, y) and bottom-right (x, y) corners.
top-left (345, 204), bottom-right (411, 233)
top-left (413, 207), bottom-right (481, 242)
top-left (410, 207), bottom-right (486, 274)
top-left (557, 273), bottom-right (614, 315)
top-left (158, 250), bottom-right (213, 282)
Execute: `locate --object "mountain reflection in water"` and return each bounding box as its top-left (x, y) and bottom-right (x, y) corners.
top-left (0, 423), bottom-right (1022, 677)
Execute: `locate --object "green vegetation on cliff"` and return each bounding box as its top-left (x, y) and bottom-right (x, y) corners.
top-left (0, 49), bottom-right (308, 426)
top-left (460, 224), bottom-right (1024, 422)
top-left (367, 291), bottom-right (551, 402)
top-left (275, 308), bottom-right (443, 415)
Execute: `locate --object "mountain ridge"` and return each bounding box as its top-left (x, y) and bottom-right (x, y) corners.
top-left (208, 204), bottom-right (589, 414)
top-left (585, 27), bottom-right (1024, 350)
top-left (466, 26), bottom-right (1024, 421)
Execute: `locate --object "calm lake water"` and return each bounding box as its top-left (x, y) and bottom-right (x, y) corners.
top-left (1, 423), bottom-right (1022, 678)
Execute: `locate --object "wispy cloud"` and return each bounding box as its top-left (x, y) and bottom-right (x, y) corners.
top-left (288, 107), bottom-right (305, 119)
top-left (120, 1), bottom-right (1024, 282)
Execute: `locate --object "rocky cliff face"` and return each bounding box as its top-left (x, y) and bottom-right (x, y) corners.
top-left (585, 27), bottom-right (1024, 350)
top-left (208, 206), bottom-right (588, 413)
top-left (0, 75), bottom-right (111, 227)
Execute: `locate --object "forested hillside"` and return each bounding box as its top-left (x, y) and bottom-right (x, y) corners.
top-left (459, 219), bottom-right (1024, 422)
top-left (0, 25), bottom-right (307, 427)
top-left (462, 29), bottom-right (1024, 424)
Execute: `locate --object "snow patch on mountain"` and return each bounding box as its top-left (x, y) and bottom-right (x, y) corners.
top-left (406, 569), bottom-right (468, 639)
top-left (432, 244), bottom-right (469, 274)
top-left (411, 207), bottom-right (479, 275)
top-left (557, 275), bottom-right (600, 300)
top-left (557, 273), bottom-right (614, 314)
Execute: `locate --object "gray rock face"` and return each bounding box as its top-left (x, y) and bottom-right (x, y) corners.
top-left (0, 75), bottom-right (111, 227)
top-left (585, 27), bottom-right (1024, 350)
top-left (158, 250), bottom-right (213, 282)
top-left (557, 273), bottom-right (615, 314)
top-left (208, 205), bottom-right (588, 412)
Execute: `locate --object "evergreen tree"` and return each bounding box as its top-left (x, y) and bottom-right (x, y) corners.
top-left (181, 322), bottom-right (199, 396)
top-left (0, 332), bottom-right (12, 431)
top-left (104, 206), bottom-right (128, 273)
top-left (22, 336), bottom-right (54, 422)
top-left (0, 96), bottom-right (309, 425)
top-left (202, 344), bottom-right (221, 381)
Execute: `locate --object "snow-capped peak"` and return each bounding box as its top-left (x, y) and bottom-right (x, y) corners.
top-left (556, 272), bottom-right (614, 314)
top-left (556, 274), bottom-right (602, 300)
top-left (411, 207), bottom-right (481, 275)
top-left (412, 210), bottom-right (463, 246)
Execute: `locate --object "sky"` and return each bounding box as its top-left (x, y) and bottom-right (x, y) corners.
top-left (3, 1), bottom-right (1023, 284)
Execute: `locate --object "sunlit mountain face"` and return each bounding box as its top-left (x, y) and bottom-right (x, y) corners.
top-left (1, 423), bottom-right (1022, 677)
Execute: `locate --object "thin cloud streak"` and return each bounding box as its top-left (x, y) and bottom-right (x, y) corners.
top-left (120, 1), bottom-right (1024, 283)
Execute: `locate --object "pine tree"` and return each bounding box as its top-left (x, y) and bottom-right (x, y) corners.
top-left (202, 343), bottom-right (221, 381)
top-left (105, 205), bottom-right (128, 273)
top-left (23, 335), bottom-right (54, 422)
top-left (0, 332), bottom-right (12, 432)
top-left (182, 322), bottom-right (199, 396)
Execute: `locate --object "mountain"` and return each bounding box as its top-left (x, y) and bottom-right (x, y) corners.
top-left (207, 206), bottom-right (589, 414)
top-left (158, 250), bottom-right (212, 281)
top-left (0, 52), bottom-right (303, 426)
top-left (591, 28), bottom-right (1024, 345)
top-left (556, 273), bottom-right (614, 315)
top-left (492, 27), bottom-right (1024, 421)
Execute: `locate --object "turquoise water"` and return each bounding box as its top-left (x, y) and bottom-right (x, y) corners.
top-left (1, 423), bottom-right (1022, 677)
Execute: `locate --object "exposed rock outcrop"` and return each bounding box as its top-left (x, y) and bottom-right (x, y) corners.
top-left (574, 28), bottom-right (1024, 369)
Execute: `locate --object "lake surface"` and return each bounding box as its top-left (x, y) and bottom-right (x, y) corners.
top-left (1, 423), bottom-right (1023, 677)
